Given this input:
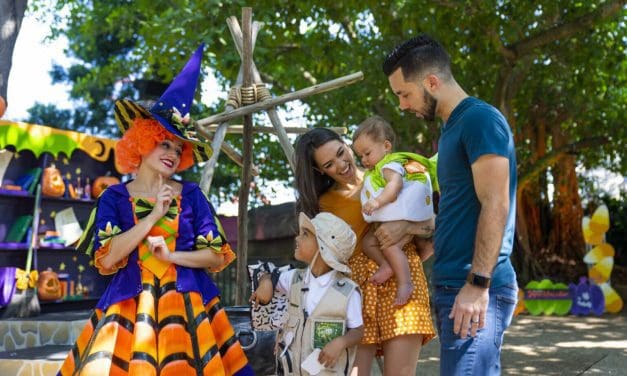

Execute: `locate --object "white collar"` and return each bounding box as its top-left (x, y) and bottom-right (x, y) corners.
top-left (305, 268), bottom-right (336, 288)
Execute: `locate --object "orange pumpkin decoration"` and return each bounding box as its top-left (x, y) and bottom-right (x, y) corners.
top-left (92, 175), bottom-right (120, 198)
top-left (37, 269), bottom-right (63, 301)
top-left (42, 164), bottom-right (65, 197)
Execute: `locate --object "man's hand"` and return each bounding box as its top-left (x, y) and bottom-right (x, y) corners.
top-left (449, 283), bottom-right (489, 338)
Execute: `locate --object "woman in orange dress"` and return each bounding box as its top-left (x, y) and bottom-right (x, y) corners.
top-left (294, 127), bottom-right (436, 375)
top-left (57, 45), bottom-right (253, 376)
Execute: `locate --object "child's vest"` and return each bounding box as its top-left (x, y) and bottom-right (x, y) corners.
top-left (276, 269), bottom-right (358, 376)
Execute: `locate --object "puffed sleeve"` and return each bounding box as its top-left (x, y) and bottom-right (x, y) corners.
top-left (191, 186), bottom-right (236, 273)
top-left (92, 189), bottom-right (127, 275)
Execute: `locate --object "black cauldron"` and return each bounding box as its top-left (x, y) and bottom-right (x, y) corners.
top-left (226, 306), bottom-right (277, 375)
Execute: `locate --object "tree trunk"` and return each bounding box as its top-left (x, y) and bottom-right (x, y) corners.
top-left (512, 112), bottom-right (551, 283)
top-left (546, 126), bottom-right (587, 282)
top-left (0, 0), bottom-right (28, 100)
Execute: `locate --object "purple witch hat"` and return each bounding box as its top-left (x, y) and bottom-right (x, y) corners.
top-left (113, 44), bottom-right (211, 163)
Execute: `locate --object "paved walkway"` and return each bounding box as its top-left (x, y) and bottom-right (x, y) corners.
top-left (373, 311), bottom-right (626, 375)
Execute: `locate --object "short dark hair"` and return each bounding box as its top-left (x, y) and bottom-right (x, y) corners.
top-left (353, 115), bottom-right (396, 149)
top-left (382, 34), bottom-right (452, 82)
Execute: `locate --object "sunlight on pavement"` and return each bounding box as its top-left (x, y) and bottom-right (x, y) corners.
top-left (554, 340), bottom-right (627, 349)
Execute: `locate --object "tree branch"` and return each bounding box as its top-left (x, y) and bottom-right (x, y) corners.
top-left (505, 0), bottom-right (626, 61)
top-left (518, 136), bottom-right (608, 190)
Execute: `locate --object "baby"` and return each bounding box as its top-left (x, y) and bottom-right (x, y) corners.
top-left (353, 115), bottom-right (436, 305)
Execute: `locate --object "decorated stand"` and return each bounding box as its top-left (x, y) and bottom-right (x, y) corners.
top-left (516, 203), bottom-right (623, 317)
top-left (0, 120), bottom-right (121, 315)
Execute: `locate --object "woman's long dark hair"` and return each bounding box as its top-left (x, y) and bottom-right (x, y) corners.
top-left (293, 128), bottom-right (343, 217)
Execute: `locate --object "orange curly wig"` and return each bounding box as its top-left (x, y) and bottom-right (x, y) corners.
top-left (115, 118), bottom-right (195, 174)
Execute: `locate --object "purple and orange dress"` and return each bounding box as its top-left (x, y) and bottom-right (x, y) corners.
top-left (58, 182), bottom-right (254, 376)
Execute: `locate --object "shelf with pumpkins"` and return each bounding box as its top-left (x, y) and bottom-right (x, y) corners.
top-left (0, 121), bottom-right (122, 312)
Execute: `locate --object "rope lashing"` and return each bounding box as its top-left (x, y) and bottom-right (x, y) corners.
top-left (226, 83), bottom-right (272, 108)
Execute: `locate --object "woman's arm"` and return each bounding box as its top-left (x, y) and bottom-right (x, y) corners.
top-left (151, 245), bottom-right (225, 269)
top-left (99, 215), bottom-right (158, 270)
top-left (374, 217), bottom-right (435, 250)
top-left (99, 183), bottom-right (173, 270)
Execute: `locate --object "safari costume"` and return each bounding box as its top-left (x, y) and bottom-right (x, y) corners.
top-left (276, 269), bottom-right (361, 376)
top-left (273, 212), bottom-right (362, 376)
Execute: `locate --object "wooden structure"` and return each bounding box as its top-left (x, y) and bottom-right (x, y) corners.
top-left (193, 8), bottom-right (363, 304)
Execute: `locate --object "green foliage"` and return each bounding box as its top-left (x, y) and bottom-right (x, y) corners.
top-left (27, 0), bottom-right (626, 205)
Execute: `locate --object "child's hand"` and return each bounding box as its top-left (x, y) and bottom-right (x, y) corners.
top-left (318, 337), bottom-right (344, 368)
top-left (249, 290), bottom-right (268, 305)
top-left (249, 277), bottom-right (273, 305)
top-left (362, 198), bottom-right (380, 216)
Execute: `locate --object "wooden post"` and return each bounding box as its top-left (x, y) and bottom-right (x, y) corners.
top-left (235, 7), bottom-right (253, 306)
top-left (225, 18), bottom-right (296, 171)
top-left (197, 19), bottom-right (261, 193)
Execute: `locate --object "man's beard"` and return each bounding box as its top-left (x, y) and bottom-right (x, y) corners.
top-left (423, 89), bottom-right (437, 122)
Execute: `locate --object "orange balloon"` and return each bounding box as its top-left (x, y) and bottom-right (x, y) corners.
top-left (0, 96), bottom-right (6, 118)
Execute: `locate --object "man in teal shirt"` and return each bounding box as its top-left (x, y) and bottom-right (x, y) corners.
top-left (382, 34), bottom-right (518, 375)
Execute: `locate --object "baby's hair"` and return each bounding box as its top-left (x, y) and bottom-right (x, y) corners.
top-left (353, 115), bottom-right (396, 149)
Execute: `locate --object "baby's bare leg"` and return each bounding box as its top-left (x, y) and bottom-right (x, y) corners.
top-left (382, 241), bottom-right (414, 306)
top-left (363, 230), bottom-right (393, 284)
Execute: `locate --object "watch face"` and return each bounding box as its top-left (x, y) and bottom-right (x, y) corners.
top-left (468, 273), bottom-right (490, 288)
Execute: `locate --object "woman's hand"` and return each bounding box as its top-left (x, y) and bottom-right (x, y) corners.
top-left (148, 175), bottom-right (174, 222)
top-left (148, 236), bottom-right (171, 262)
top-left (374, 220), bottom-right (414, 249)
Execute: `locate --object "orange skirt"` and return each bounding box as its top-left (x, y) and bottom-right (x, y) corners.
top-left (350, 241), bottom-right (436, 347)
top-left (57, 266), bottom-right (252, 376)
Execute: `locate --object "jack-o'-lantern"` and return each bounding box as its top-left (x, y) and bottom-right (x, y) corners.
top-left (42, 164), bottom-right (65, 197)
top-left (37, 269), bottom-right (63, 301)
top-left (92, 175), bottom-right (120, 198)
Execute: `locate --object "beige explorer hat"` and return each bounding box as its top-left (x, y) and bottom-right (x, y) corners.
top-left (298, 212), bottom-right (356, 274)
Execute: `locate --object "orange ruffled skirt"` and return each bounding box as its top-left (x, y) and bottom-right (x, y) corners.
top-left (57, 266), bottom-right (251, 376)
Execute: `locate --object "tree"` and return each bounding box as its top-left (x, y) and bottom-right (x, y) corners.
top-left (33, 0), bottom-right (626, 283)
top-left (0, 0), bottom-right (27, 101)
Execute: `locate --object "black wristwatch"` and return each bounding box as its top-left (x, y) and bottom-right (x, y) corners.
top-left (466, 272), bottom-right (491, 289)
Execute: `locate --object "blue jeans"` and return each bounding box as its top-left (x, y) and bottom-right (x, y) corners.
top-left (434, 284), bottom-right (518, 376)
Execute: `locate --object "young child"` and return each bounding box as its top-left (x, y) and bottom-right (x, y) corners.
top-left (250, 212), bottom-right (363, 376)
top-left (352, 115), bottom-right (437, 306)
